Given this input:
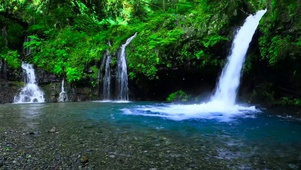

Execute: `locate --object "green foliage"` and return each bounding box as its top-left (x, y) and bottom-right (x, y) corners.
top-left (250, 83), bottom-right (276, 104)
top-left (202, 35), bottom-right (228, 48)
top-left (0, 49), bottom-right (20, 68)
top-left (3, 0), bottom-right (301, 107)
top-left (278, 97), bottom-right (301, 106)
top-left (167, 90), bottom-right (190, 102)
top-left (26, 27), bottom-right (108, 82)
top-left (257, 0), bottom-right (301, 105)
top-left (1, 0), bottom-right (252, 83)
top-left (66, 67), bottom-right (81, 82)
top-left (259, 0), bottom-right (301, 64)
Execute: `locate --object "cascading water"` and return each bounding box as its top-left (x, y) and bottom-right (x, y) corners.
top-left (211, 9), bottom-right (267, 106)
top-left (24, 36), bottom-right (32, 56)
top-left (58, 79), bottom-right (68, 102)
top-left (116, 32), bottom-right (137, 101)
top-left (101, 49), bottom-right (112, 100)
top-left (14, 63), bottom-right (45, 103)
top-left (122, 10), bottom-right (267, 121)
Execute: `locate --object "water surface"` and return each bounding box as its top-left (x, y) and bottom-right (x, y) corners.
top-left (0, 102), bottom-right (301, 169)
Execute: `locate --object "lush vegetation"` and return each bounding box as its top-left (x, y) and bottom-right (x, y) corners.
top-left (167, 90), bottom-right (191, 102)
top-left (1, 0), bottom-right (301, 104)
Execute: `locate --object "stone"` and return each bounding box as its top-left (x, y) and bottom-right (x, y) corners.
top-left (48, 127), bottom-right (57, 133)
top-left (28, 132), bottom-right (35, 135)
top-left (288, 164), bottom-right (299, 170)
top-left (0, 159), bottom-right (3, 167)
top-left (80, 156), bottom-right (89, 164)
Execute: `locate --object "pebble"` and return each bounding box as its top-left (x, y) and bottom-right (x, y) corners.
top-left (48, 127), bottom-right (57, 133)
top-left (288, 163), bottom-right (299, 170)
top-left (80, 156), bottom-right (89, 164)
top-left (28, 132), bottom-right (35, 135)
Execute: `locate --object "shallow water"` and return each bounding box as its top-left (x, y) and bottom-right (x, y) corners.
top-left (0, 101), bottom-right (301, 169)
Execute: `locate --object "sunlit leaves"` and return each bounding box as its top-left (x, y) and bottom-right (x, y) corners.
top-left (66, 67), bottom-right (81, 82)
top-left (25, 27), bottom-right (107, 82)
top-left (201, 35), bottom-right (228, 48)
top-left (0, 49), bottom-right (20, 68)
top-left (259, 0), bottom-right (301, 66)
top-left (195, 50), bottom-right (204, 59)
top-left (23, 35), bottom-right (42, 58)
top-left (1, 0), bottom-right (279, 84)
top-left (260, 35), bottom-right (301, 65)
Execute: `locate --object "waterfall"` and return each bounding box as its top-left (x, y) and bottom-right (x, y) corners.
top-left (116, 32), bottom-right (137, 101)
top-left (24, 36), bottom-right (32, 56)
top-left (14, 63), bottom-right (45, 103)
top-left (211, 10), bottom-right (267, 106)
top-left (58, 79), bottom-right (68, 102)
top-left (121, 10), bottom-right (267, 121)
top-left (101, 49), bottom-right (112, 100)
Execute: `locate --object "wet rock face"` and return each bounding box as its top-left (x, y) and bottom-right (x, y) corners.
top-left (0, 61), bottom-right (22, 81)
top-left (0, 80), bottom-right (24, 104)
top-left (35, 68), bottom-right (60, 84)
top-left (0, 80), bottom-right (99, 104)
top-left (0, 60), bottom-right (7, 80)
top-left (39, 82), bottom-right (99, 103)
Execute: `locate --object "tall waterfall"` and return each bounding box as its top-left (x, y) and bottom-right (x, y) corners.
top-left (211, 10), bottom-right (267, 105)
top-left (58, 79), bottom-right (68, 102)
top-left (116, 33), bottom-right (137, 100)
top-left (14, 63), bottom-right (45, 103)
top-left (101, 48), bottom-right (112, 100)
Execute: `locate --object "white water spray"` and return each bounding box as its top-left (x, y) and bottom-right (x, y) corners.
top-left (116, 32), bottom-right (137, 101)
top-left (122, 10), bottom-right (267, 121)
top-left (14, 63), bottom-right (45, 103)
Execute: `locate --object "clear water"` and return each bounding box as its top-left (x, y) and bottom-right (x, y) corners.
top-left (1, 102), bottom-right (301, 169)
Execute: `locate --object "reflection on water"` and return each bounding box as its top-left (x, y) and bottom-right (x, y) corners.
top-left (19, 104), bottom-right (44, 129)
top-left (0, 102), bottom-right (301, 169)
top-left (8, 103), bottom-right (46, 129)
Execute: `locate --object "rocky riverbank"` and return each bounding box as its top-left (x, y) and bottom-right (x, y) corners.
top-left (0, 103), bottom-right (229, 169)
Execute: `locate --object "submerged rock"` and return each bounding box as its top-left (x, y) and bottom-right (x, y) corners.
top-left (48, 127), bottom-right (57, 133)
top-left (288, 163), bottom-right (299, 170)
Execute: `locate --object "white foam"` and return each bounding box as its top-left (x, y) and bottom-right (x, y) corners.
top-left (93, 100), bottom-right (131, 103)
top-left (122, 101), bottom-right (260, 122)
